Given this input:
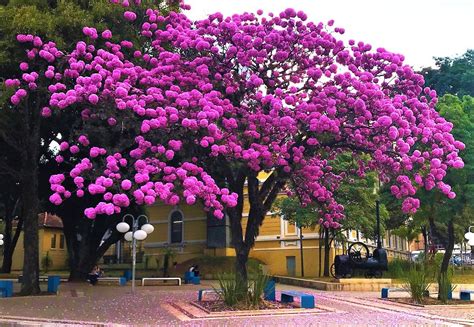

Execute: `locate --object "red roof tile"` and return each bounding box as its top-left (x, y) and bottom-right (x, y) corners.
top-left (38, 212), bottom-right (63, 229)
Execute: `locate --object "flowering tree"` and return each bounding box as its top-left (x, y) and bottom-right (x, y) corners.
top-left (5, 1), bottom-right (465, 284)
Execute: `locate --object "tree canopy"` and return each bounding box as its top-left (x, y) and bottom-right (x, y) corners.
top-left (4, 1), bottom-right (466, 282)
top-left (420, 50), bottom-right (474, 97)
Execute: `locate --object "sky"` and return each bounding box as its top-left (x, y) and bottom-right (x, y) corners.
top-left (186, 0), bottom-right (474, 69)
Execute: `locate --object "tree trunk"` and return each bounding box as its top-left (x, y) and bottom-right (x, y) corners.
top-left (421, 226), bottom-right (428, 257)
top-left (235, 249), bottom-right (249, 284)
top-left (20, 173), bottom-right (40, 295)
top-left (323, 227), bottom-right (330, 277)
top-left (17, 92), bottom-right (43, 295)
top-left (1, 196), bottom-right (19, 273)
top-left (439, 220), bottom-right (454, 276)
top-left (228, 205), bottom-right (248, 285)
top-left (54, 200), bottom-right (125, 281)
top-left (318, 226), bottom-right (323, 277)
top-left (1, 213), bottom-right (22, 273)
top-left (438, 219), bottom-right (454, 300)
top-left (66, 226), bottom-right (122, 281)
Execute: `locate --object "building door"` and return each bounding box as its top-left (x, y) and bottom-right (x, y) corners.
top-left (286, 256), bottom-right (296, 277)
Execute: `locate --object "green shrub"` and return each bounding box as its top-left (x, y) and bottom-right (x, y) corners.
top-left (403, 267), bottom-right (431, 304)
top-left (388, 258), bottom-right (412, 279)
top-left (216, 271), bottom-right (271, 308)
top-left (41, 252), bottom-right (53, 273)
top-left (438, 271), bottom-right (455, 304)
top-left (248, 272), bottom-right (270, 307)
top-left (215, 272), bottom-right (246, 306)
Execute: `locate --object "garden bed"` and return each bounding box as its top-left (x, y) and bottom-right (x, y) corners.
top-left (193, 300), bottom-right (296, 312)
top-left (387, 297), bottom-right (474, 306)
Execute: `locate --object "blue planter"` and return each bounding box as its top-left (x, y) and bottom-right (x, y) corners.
top-left (0, 280), bottom-right (13, 298)
top-left (123, 270), bottom-right (132, 281)
top-left (47, 275), bottom-right (61, 293)
top-left (264, 280), bottom-right (276, 301)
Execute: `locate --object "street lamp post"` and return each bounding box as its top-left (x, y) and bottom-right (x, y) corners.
top-left (465, 226), bottom-right (474, 249)
top-left (298, 224), bottom-right (304, 277)
top-left (116, 214), bottom-right (154, 294)
top-left (375, 200), bottom-right (382, 249)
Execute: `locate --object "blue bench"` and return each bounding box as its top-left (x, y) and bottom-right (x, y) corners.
top-left (460, 290), bottom-right (474, 301)
top-left (280, 290), bottom-right (315, 308)
top-left (123, 270), bottom-right (132, 281)
top-left (184, 271), bottom-right (200, 285)
top-left (264, 280), bottom-right (276, 301)
top-left (47, 275), bottom-right (61, 293)
top-left (381, 287), bottom-right (404, 298)
top-left (0, 280), bottom-right (13, 298)
top-left (198, 288), bottom-right (222, 301)
top-left (381, 287), bottom-right (432, 299)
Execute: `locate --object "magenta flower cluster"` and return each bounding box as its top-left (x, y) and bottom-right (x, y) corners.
top-left (5, 1), bottom-right (465, 223)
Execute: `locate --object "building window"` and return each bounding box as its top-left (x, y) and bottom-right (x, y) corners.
top-left (59, 234), bottom-right (65, 249)
top-left (170, 210), bottom-right (183, 244)
top-left (51, 234), bottom-right (57, 249)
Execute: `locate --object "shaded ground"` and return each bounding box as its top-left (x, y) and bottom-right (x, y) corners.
top-left (0, 281), bottom-right (473, 326)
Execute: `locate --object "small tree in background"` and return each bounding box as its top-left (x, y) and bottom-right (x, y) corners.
top-left (41, 251), bottom-right (53, 273)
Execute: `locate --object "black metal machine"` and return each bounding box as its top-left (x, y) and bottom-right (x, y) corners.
top-left (330, 200), bottom-right (388, 279)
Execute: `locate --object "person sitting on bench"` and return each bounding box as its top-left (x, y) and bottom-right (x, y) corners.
top-left (189, 265), bottom-right (200, 277)
top-left (88, 265), bottom-right (102, 286)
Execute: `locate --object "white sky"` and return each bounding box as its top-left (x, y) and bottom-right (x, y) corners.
top-left (186, 0), bottom-right (474, 69)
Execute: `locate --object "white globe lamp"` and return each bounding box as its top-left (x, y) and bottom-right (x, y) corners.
top-left (133, 230), bottom-right (147, 241)
top-left (465, 232), bottom-right (474, 241)
top-left (124, 231), bottom-right (133, 242)
top-left (0, 234), bottom-right (4, 240)
top-left (116, 222), bottom-right (130, 233)
top-left (141, 223), bottom-right (154, 235)
top-left (0, 239), bottom-right (3, 246)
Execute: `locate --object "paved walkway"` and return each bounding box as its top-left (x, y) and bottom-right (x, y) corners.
top-left (0, 281), bottom-right (473, 326)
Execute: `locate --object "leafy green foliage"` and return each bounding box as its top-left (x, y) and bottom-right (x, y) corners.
top-left (215, 272), bottom-right (244, 306)
top-left (274, 152), bottom-right (388, 240)
top-left (216, 271), bottom-right (270, 308)
top-left (420, 50), bottom-right (474, 97)
top-left (403, 266), bottom-right (431, 304)
top-left (41, 251), bottom-right (52, 273)
top-left (438, 271), bottom-right (455, 303)
top-left (386, 258), bottom-right (412, 279)
top-left (247, 272), bottom-right (270, 307)
top-left (386, 95), bottom-right (474, 247)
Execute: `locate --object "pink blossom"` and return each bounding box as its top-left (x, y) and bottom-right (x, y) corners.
top-left (124, 11), bottom-right (137, 21)
top-left (102, 29), bottom-right (113, 39)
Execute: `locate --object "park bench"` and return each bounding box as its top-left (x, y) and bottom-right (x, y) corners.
top-left (381, 287), bottom-right (433, 299)
top-left (0, 280), bottom-right (13, 298)
top-left (184, 271), bottom-right (200, 285)
top-left (18, 275), bottom-right (67, 283)
top-left (381, 287), bottom-right (405, 298)
top-left (97, 277), bottom-right (127, 286)
top-left (141, 277), bottom-right (181, 286)
top-left (198, 288), bottom-right (222, 301)
top-left (280, 290), bottom-right (315, 308)
top-left (460, 290), bottom-right (474, 301)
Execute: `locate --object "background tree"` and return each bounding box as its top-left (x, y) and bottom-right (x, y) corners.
top-left (383, 95), bottom-right (474, 297)
top-left (6, 2), bottom-right (464, 295)
top-left (0, 0), bottom-right (179, 292)
top-left (420, 50), bottom-right (474, 97)
top-left (274, 154), bottom-right (386, 277)
top-left (424, 95), bottom-right (474, 279)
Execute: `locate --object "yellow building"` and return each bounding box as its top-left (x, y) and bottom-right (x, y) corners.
top-left (10, 213), bottom-right (68, 272)
top-left (105, 179), bottom-right (410, 277)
